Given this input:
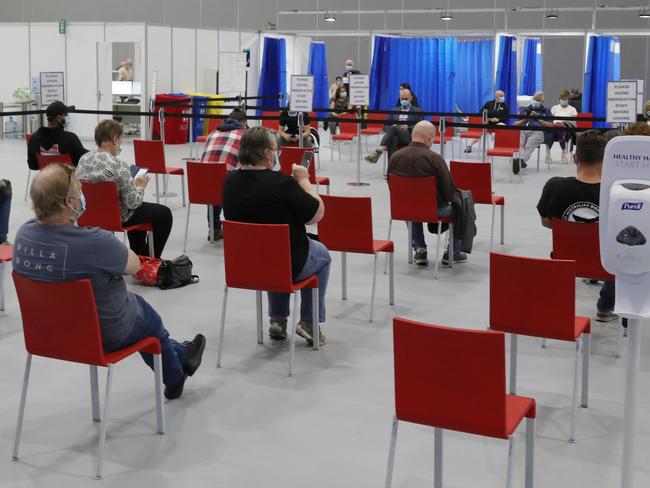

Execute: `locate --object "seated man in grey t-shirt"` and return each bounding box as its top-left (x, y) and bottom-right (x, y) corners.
top-left (13, 164), bottom-right (205, 400)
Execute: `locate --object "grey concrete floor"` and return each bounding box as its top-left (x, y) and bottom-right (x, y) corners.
top-left (0, 131), bottom-right (647, 487)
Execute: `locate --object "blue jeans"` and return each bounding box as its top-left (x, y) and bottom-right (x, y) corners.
top-left (108, 295), bottom-right (188, 387)
top-left (268, 238), bottom-right (331, 323)
top-left (410, 204), bottom-right (462, 254)
top-left (208, 205), bottom-right (222, 232)
top-left (0, 189), bottom-right (12, 243)
top-left (598, 280), bottom-right (615, 313)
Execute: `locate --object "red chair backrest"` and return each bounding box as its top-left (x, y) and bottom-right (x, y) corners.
top-left (387, 174), bottom-right (439, 222)
top-left (493, 128), bottom-right (520, 150)
top-left (222, 220), bottom-right (294, 292)
top-left (133, 139), bottom-right (167, 173)
top-left (12, 273), bottom-right (106, 365)
top-left (77, 181), bottom-right (125, 232)
top-left (552, 219), bottom-right (614, 281)
top-left (367, 112), bottom-right (388, 121)
top-left (204, 117), bottom-right (221, 135)
top-left (308, 112), bottom-right (319, 129)
top-left (393, 317), bottom-right (509, 438)
top-left (187, 161), bottom-right (227, 205)
top-left (490, 252), bottom-right (578, 341)
top-left (26, 133), bottom-right (31, 145)
top-left (262, 111), bottom-right (280, 131)
top-left (450, 161), bottom-right (493, 204)
top-left (337, 113), bottom-right (357, 135)
top-left (318, 195), bottom-right (375, 254)
top-left (576, 112), bottom-right (593, 129)
top-left (279, 146), bottom-right (317, 182)
top-left (35, 153), bottom-right (73, 170)
top-left (431, 116), bottom-right (454, 139)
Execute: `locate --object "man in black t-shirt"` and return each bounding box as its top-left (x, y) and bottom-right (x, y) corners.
top-left (222, 127), bottom-right (330, 346)
top-left (536, 130), bottom-right (616, 322)
top-left (278, 106), bottom-right (312, 148)
top-left (27, 101), bottom-right (88, 170)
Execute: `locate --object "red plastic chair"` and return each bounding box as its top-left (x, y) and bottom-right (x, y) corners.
top-left (459, 116), bottom-right (484, 142)
top-left (279, 146), bottom-right (330, 194)
top-left (387, 317), bottom-right (536, 488)
top-left (0, 244), bottom-right (11, 311)
top-left (387, 174), bottom-right (454, 277)
top-left (25, 153), bottom-right (74, 201)
top-left (450, 161), bottom-right (505, 249)
top-left (183, 162), bottom-right (228, 251)
top-left (569, 112), bottom-right (593, 153)
top-left (331, 113), bottom-right (357, 160)
top-left (308, 111), bottom-right (319, 130)
top-left (317, 195), bottom-right (394, 322)
top-left (11, 273), bottom-right (164, 479)
top-left (489, 252), bottom-right (591, 443)
top-left (361, 112), bottom-right (387, 151)
top-left (217, 221), bottom-right (320, 376)
top-left (77, 181), bottom-right (155, 257)
top-left (261, 111), bottom-right (280, 131)
top-left (487, 128), bottom-right (520, 175)
top-left (133, 139), bottom-right (186, 206)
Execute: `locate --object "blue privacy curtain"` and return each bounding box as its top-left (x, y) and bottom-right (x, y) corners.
top-left (257, 37), bottom-right (287, 114)
top-left (308, 42), bottom-right (329, 117)
top-left (369, 35), bottom-right (457, 113)
top-left (495, 35), bottom-right (517, 115)
top-left (519, 38), bottom-right (542, 95)
top-left (456, 39), bottom-right (494, 113)
top-left (583, 36), bottom-right (621, 128)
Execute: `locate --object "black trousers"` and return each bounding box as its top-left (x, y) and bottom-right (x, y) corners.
top-left (381, 126), bottom-right (411, 159)
top-left (123, 202), bottom-right (173, 258)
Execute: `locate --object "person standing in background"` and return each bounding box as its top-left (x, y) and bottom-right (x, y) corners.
top-left (341, 59), bottom-right (361, 92)
top-left (118, 58), bottom-right (134, 81)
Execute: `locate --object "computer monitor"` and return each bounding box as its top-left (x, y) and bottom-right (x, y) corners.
top-left (131, 82), bottom-right (142, 96)
top-left (112, 81), bottom-right (132, 96)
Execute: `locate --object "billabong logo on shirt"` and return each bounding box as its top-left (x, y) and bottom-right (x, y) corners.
top-left (621, 202), bottom-right (644, 211)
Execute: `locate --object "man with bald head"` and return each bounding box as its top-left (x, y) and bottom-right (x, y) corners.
top-left (13, 164), bottom-right (205, 400)
top-left (464, 89), bottom-right (510, 153)
top-left (341, 59), bottom-right (361, 92)
top-left (387, 121), bottom-right (465, 266)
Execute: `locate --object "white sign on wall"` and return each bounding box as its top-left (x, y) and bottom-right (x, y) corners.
top-left (218, 52), bottom-right (247, 94)
top-left (290, 75), bottom-right (313, 113)
top-left (40, 71), bottom-right (65, 106)
top-left (349, 74), bottom-right (370, 106)
top-left (607, 81), bottom-right (637, 124)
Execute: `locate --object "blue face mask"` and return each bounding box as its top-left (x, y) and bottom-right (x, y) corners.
top-left (531, 101), bottom-right (542, 109)
top-left (646, 110), bottom-right (650, 117)
top-left (560, 99), bottom-right (569, 107)
top-left (400, 99), bottom-right (411, 108)
top-left (273, 152), bottom-right (280, 171)
top-left (340, 92), bottom-right (347, 98)
top-left (497, 97), bottom-right (505, 104)
top-left (70, 191), bottom-right (86, 221)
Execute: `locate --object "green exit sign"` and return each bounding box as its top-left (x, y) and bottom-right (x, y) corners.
top-left (58, 19), bottom-right (66, 34)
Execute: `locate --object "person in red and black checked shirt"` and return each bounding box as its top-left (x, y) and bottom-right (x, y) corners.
top-left (199, 108), bottom-right (248, 240)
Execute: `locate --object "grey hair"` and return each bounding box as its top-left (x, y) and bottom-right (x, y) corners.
top-left (533, 91), bottom-right (544, 99)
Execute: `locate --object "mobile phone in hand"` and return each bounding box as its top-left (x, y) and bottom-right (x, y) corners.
top-left (301, 152), bottom-right (313, 169)
top-left (130, 166), bottom-right (148, 179)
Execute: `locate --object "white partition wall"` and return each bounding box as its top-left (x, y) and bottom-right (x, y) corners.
top-left (29, 23), bottom-right (66, 99)
top-left (147, 25), bottom-right (172, 96)
top-left (0, 24), bottom-right (29, 104)
top-left (65, 22), bottom-right (104, 138)
top-left (242, 31), bottom-right (260, 101)
top-left (196, 29), bottom-right (219, 94)
top-left (172, 27), bottom-right (196, 93)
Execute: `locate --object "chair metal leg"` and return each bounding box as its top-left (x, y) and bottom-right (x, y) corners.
top-left (163, 175), bottom-right (169, 206)
top-left (312, 287), bottom-right (319, 351)
top-left (616, 319), bottom-right (622, 359)
top-left (500, 204), bottom-right (505, 245)
top-left (570, 337), bottom-right (582, 443)
top-left (326, 185), bottom-right (330, 195)
top-left (90, 365), bottom-right (101, 422)
top-left (582, 333), bottom-right (591, 408)
top-left (183, 203), bottom-right (192, 252)
top-left (434, 428), bottom-right (443, 488)
top-left (24, 169), bottom-right (31, 201)
top-left (434, 222), bottom-right (442, 279)
top-left (536, 147), bottom-right (540, 172)
top-left (95, 364), bottom-right (114, 480)
top-left (385, 416), bottom-right (399, 488)
top-left (155, 174), bottom-right (160, 205)
top-left (288, 292), bottom-right (299, 376)
top-left (506, 436), bottom-right (515, 488)
top-left (256, 290), bottom-right (263, 345)
top-left (509, 334), bottom-right (518, 394)
top-left (525, 418), bottom-right (535, 488)
top-left (12, 353), bottom-right (32, 462)
top-left (0, 262), bottom-right (5, 312)
top-left (147, 231), bottom-right (155, 258)
top-left (407, 222), bottom-right (413, 264)
top-left (341, 252), bottom-right (347, 301)
top-left (208, 204), bottom-right (214, 243)
top-left (153, 353), bottom-right (165, 434)
top-left (388, 253), bottom-right (394, 306)
top-left (448, 223), bottom-right (454, 269)
top-left (181, 174), bottom-right (186, 207)
top-left (541, 338), bottom-right (547, 349)
top-left (369, 254), bottom-right (378, 323)
top-left (490, 204), bottom-right (496, 251)
top-left (384, 219), bottom-right (392, 275)
top-left (217, 285), bottom-right (228, 368)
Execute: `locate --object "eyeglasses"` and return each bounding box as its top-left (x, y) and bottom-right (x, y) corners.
top-left (53, 163), bottom-right (75, 195)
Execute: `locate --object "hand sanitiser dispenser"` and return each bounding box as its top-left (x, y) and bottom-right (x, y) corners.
top-left (599, 135), bottom-right (650, 488)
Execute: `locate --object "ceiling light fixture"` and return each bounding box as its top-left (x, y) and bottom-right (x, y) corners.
top-left (324, 11), bottom-right (336, 22)
top-left (440, 10), bottom-right (453, 21)
top-left (545, 7), bottom-right (559, 19)
top-left (639, 7), bottom-right (650, 19)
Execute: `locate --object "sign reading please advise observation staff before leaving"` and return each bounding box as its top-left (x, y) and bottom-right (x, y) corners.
top-left (607, 80), bottom-right (638, 124)
top-left (290, 75), bottom-right (313, 113)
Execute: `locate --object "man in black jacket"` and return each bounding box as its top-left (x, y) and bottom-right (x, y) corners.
top-left (464, 89), bottom-right (510, 153)
top-left (27, 101), bottom-right (88, 170)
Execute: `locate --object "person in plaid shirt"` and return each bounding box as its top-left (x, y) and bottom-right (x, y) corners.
top-left (200, 108), bottom-right (248, 239)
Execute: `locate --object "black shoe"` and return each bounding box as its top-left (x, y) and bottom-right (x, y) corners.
top-left (521, 159), bottom-right (528, 169)
top-left (183, 334), bottom-right (206, 377)
top-left (442, 251), bottom-right (468, 265)
top-left (512, 158), bottom-right (520, 175)
top-left (207, 229), bottom-right (223, 241)
top-left (464, 146), bottom-right (472, 154)
top-left (414, 249), bottom-right (428, 266)
top-left (164, 374), bottom-right (187, 400)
